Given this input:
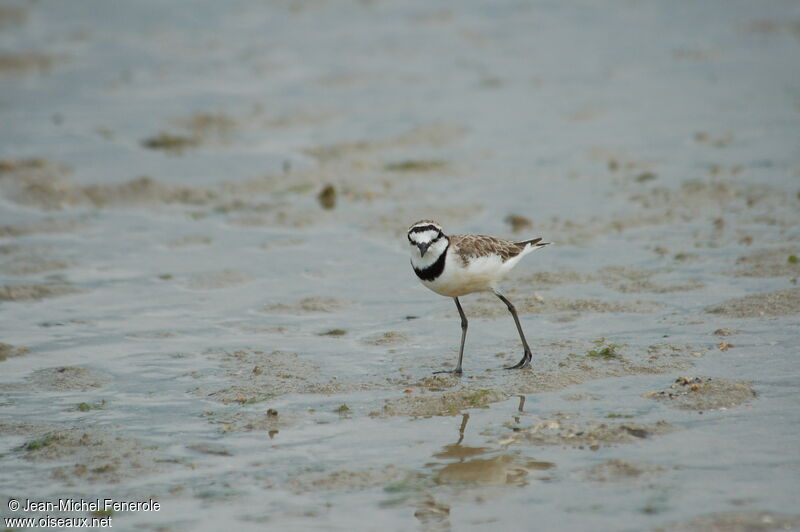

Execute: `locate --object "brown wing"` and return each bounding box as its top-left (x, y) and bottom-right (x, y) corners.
top-left (450, 234), bottom-right (526, 263)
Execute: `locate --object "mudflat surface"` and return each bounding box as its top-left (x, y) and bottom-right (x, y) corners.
top-left (1, 1), bottom-right (798, 531)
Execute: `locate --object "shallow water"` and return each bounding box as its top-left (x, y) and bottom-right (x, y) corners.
top-left (1, 1), bottom-right (799, 531)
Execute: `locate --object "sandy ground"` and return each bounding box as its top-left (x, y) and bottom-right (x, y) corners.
top-left (1, 1), bottom-right (799, 531)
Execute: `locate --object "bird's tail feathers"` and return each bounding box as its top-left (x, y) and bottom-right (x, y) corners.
top-left (515, 237), bottom-right (551, 249)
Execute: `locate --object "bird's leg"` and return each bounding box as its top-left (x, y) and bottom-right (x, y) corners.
top-left (456, 413), bottom-right (469, 445)
top-left (434, 297), bottom-right (467, 375)
top-left (495, 291), bottom-right (532, 370)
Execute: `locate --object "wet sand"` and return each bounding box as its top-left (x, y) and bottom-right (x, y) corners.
top-left (1, 1), bottom-right (799, 531)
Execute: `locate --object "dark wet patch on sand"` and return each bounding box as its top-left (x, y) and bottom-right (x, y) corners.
top-left (0, 283), bottom-right (81, 301)
top-left (745, 19), bottom-right (800, 38)
top-left (458, 293), bottom-right (662, 319)
top-left (221, 206), bottom-right (323, 230)
top-left (288, 465), bottom-right (419, 493)
top-left (142, 112), bottom-right (240, 155)
top-left (655, 510), bottom-right (800, 532)
top-left (303, 123), bottom-right (466, 164)
top-left (0, 217), bottom-right (85, 237)
top-left (584, 459), bottom-right (667, 482)
top-left (496, 413), bottom-right (674, 449)
top-left (0, 149), bottom-right (467, 236)
top-left (259, 237), bottom-right (305, 249)
top-left (126, 331), bottom-right (180, 339)
top-left (706, 288), bottom-right (800, 318)
top-left (0, 158), bottom-right (219, 209)
top-left (731, 247), bottom-right (800, 278)
top-left (412, 495), bottom-right (453, 529)
top-left (0, 155), bottom-right (337, 222)
top-left (200, 349), bottom-right (321, 404)
top-left (186, 269), bottom-right (254, 290)
top-left (519, 270), bottom-right (589, 289)
top-left (627, 180), bottom-right (798, 215)
top-left (0, 51), bottom-right (54, 76)
top-left (383, 159), bottom-right (448, 173)
top-left (196, 349), bottom-right (372, 422)
top-left (508, 344), bottom-right (696, 395)
top-left (220, 321), bottom-right (288, 335)
top-left (0, 5), bottom-right (28, 27)
top-left (207, 409), bottom-right (290, 435)
top-left (533, 212), bottom-right (681, 246)
top-left (0, 254), bottom-right (69, 275)
top-left (375, 388), bottom-right (508, 418)
top-left (0, 342), bottom-right (30, 361)
top-left (381, 342), bottom-right (697, 417)
top-left (186, 442), bottom-right (234, 457)
top-left (141, 132), bottom-right (199, 154)
top-left (644, 377), bottom-right (756, 411)
top-left (413, 375), bottom-right (462, 391)
top-left (18, 427), bottom-right (169, 484)
top-left (363, 331), bottom-right (409, 346)
top-left (0, 421), bottom-right (55, 438)
top-left (0, 241), bottom-right (69, 274)
top-left (596, 266), bottom-right (705, 294)
top-left (262, 296), bottom-right (352, 314)
top-left (167, 235), bottom-right (213, 248)
top-left (25, 366), bottom-right (109, 391)
top-left (519, 266), bottom-right (704, 294)
top-left (527, 178), bottom-right (799, 246)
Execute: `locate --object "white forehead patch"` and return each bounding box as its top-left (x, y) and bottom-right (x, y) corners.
top-left (409, 229), bottom-right (438, 244)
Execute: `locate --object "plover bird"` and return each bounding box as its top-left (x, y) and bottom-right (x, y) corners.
top-left (407, 220), bottom-right (549, 374)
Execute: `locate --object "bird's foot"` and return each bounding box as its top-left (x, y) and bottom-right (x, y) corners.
top-left (433, 368), bottom-right (463, 376)
top-left (504, 352), bottom-right (532, 370)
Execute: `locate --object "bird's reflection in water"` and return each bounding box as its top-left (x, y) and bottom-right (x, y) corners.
top-left (415, 402), bottom-right (555, 530)
top-left (514, 395), bottom-right (526, 425)
top-left (432, 414), bottom-right (491, 460)
top-left (430, 408), bottom-right (555, 486)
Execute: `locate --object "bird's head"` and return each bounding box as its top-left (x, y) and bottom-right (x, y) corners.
top-left (407, 220), bottom-right (448, 261)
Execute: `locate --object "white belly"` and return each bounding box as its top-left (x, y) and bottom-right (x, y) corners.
top-left (422, 253), bottom-right (508, 297)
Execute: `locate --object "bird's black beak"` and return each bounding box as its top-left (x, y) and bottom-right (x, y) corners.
top-left (417, 242), bottom-right (431, 257)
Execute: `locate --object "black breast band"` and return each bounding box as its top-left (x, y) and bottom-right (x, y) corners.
top-left (413, 243), bottom-right (448, 281)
